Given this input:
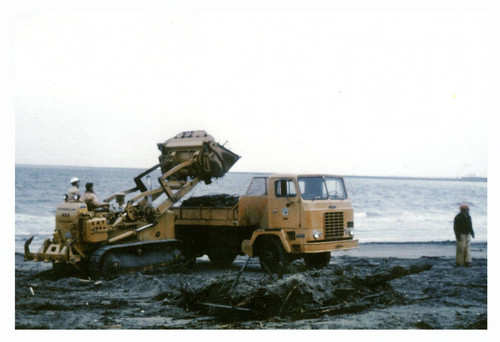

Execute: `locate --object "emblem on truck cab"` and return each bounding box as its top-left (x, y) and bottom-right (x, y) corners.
top-left (281, 208), bottom-right (289, 217)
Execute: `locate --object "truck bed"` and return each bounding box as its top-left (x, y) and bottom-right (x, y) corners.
top-left (173, 194), bottom-right (240, 226)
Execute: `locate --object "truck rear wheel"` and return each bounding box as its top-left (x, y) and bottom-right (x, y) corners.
top-left (258, 237), bottom-right (289, 273)
top-left (207, 249), bottom-right (237, 268)
top-left (207, 229), bottom-right (238, 268)
top-left (303, 252), bottom-right (331, 269)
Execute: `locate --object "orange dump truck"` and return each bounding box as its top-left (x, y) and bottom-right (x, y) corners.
top-left (173, 173), bottom-right (358, 271)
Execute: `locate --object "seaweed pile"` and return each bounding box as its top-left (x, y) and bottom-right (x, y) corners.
top-left (180, 194), bottom-right (239, 208)
top-left (157, 262), bottom-right (433, 321)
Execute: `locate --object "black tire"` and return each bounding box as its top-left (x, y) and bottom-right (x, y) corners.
top-left (207, 228), bottom-right (238, 268)
top-left (258, 237), bottom-right (289, 273)
top-left (303, 252), bottom-right (331, 269)
top-left (207, 249), bottom-right (237, 268)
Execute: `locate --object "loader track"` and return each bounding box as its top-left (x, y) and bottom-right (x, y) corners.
top-left (89, 240), bottom-right (185, 278)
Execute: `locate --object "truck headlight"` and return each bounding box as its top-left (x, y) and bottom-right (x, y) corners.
top-left (313, 230), bottom-right (322, 239)
top-left (345, 227), bottom-right (354, 237)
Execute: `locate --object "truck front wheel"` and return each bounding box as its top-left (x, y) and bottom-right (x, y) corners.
top-left (303, 252), bottom-right (331, 269)
top-left (258, 238), bottom-right (289, 273)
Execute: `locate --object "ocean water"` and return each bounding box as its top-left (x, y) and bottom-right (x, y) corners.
top-left (15, 165), bottom-right (487, 253)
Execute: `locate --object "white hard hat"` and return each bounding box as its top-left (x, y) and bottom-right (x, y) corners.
top-left (70, 177), bottom-right (80, 184)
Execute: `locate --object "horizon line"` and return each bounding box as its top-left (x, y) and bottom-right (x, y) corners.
top-left (15, 163), bottom-right (487, 182)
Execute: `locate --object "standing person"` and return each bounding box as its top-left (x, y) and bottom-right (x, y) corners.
top-left (66, 177), bottom-right (81, 201)
top-left (454, 203), bottom-right (475, 267)
top-left (81, 182), bottom-right (106, 211)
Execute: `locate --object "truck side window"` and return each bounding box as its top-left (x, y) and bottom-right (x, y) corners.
top-left (275, 179), bottom-right (296, 198)
top-left (246, 177), bottom-right (268, 196)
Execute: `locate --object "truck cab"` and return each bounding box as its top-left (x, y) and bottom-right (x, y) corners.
top-left (240, 174), bottom-right (358, 270)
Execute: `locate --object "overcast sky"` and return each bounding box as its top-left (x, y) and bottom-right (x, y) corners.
top-left (14, 8), bottom-right (489, 178)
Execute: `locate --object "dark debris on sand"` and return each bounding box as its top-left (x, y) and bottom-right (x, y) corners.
top-left (175, 262), bottom-right (433, 321)
top-left (15, 254), bottom-right (487, 329)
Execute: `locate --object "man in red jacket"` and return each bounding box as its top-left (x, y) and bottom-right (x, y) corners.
top-left (454, 203), bottom-right (475, 267)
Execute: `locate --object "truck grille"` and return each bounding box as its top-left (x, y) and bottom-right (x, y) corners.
top-left (324, 212), bottom-right (344, 239)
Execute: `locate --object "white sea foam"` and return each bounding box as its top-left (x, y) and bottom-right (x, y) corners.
top-left (15, 213), bottom-right (54, 235)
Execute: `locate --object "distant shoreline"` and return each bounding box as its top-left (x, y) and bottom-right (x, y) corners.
top-left (15, 163), bottom-right (487, 183)
top-left (345, 174), bottom-right (487, 183)
top-left (15, 235), bottom-right (487, 256)
top-left (334, 241), bottom-right (487, 260)
top-left (16, 240), bottom-right (487, 261)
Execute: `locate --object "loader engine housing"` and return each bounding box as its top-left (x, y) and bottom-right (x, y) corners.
top-left (54, 202), bottom-right (88, 244)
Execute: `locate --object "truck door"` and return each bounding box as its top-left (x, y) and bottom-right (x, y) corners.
top-left (268, 178), bottom-right (300, 229)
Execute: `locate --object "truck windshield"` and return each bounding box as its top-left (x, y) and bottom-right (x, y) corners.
top-left (298, 176), bottom-right (347, 200)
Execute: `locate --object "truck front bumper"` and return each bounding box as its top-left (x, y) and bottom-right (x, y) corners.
top-left (303, 238), bottom-right (358, 253)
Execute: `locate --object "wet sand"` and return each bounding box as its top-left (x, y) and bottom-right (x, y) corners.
top-left (15, 242), bottom-right (487, 329)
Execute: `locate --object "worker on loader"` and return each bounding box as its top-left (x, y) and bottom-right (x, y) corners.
top-left (66, 177), bottom-right (81, 201)
top-left (81, 182), bottom-right (107, 211)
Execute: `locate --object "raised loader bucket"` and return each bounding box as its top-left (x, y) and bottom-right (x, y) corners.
top-left (157, 130), bottom-right (240, 183)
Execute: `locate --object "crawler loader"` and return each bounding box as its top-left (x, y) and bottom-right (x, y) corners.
top-left (24, 130), bottom-right (240, 276)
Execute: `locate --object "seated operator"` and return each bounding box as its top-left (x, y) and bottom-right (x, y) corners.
top-left (81, 182), bottom-right (108, 211)
top-left (66, 177), bottom-right (81, 201)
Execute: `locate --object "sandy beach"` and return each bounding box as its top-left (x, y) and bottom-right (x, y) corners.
top-left (15, 242), bottom-right (487, 329)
